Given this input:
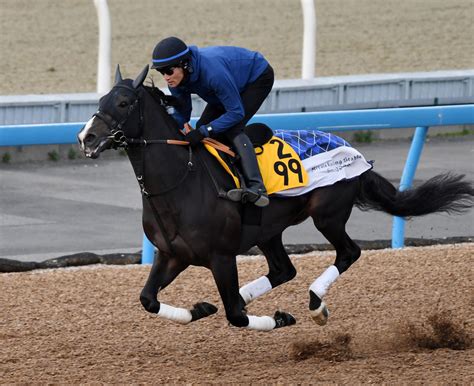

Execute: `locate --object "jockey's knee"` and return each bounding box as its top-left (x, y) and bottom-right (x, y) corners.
top-left (227, 312), bottom-right (249, 327)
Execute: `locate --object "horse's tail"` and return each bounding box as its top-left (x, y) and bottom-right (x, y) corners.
top-left (355, 170), bottom-right (474, 217)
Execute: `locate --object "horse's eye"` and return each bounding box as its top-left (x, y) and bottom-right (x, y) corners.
top-left (119, 101), bottom-right (128, 108)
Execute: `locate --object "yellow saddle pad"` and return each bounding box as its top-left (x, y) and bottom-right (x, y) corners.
top-left (204, 136), bottom-right (308, 195)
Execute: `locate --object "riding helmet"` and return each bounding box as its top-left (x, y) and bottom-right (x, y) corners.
top-left (151, 36), bottom-right (191, 70)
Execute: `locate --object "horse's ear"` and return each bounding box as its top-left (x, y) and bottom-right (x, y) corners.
top-left (114, 64), bottom-right (123, 85)
top-left (133, 65), bottom-right (149, 89)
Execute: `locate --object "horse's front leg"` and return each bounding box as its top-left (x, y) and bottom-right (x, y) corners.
top-left (140, 251), bottom-right (218, 324)
top-left (211, 254), bottom-right (296, 331)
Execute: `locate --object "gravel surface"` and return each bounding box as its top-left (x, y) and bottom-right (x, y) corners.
top-left (1, 244), bottom-right (473, 383)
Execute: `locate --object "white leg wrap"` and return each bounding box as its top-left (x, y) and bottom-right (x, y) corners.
top-left (157, 303), bottom-right (193, 324)
top-left (309, 265), bottom-right (340, 298)
top-left (246, 315), bottom-right (276, 331)
top-left (239, 276), bottom-right (272, 304)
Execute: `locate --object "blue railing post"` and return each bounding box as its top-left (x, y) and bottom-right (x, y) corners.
top-left (141, 234), bottom-right (155, 264)
top-left (391, 126), bottom-right (429, 248)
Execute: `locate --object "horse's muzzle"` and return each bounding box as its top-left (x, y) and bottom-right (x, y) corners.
top-left (78, 130), bottom-right (113, 159)
top-left (87, 137), bottom-right (114, 158)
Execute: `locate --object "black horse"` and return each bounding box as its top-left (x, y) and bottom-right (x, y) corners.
top-left (78, 66), bottom-right (474, 331)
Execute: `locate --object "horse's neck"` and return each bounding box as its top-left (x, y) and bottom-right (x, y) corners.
top-left (127, 92), bottom-right (197, 198)
top-left (131, 89), bottom-right (235, 201)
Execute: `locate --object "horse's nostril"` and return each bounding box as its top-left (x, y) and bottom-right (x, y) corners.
top-left (84, 134), bottom-right (96, 145)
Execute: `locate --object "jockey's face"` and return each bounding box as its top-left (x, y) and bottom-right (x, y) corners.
top-left (161, 66), bottom-right (185, 88)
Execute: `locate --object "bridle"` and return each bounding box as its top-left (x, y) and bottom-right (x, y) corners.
top-left (94, 84), bottom-right (197, 195)
top-left (93, 84), bottom-right (142, 149)
top-left (93, 84), bottom-right (197, 149)
top-left (91, 83), bottom-right (235, 197)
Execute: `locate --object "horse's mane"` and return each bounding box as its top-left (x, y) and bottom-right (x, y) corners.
top-left (141, 80), bottom-right (186, 137)
top-left (143, 80), bottom-right (182, 110)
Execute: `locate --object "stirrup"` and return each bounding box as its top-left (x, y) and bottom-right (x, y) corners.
top-left (253, 194), bottom-right (269, 207)
top-left (244, 189), bottom-right (269, 207)
top-left (226, 188), bottom-right (244, 202)
top-left (226, 188), bottom-right (269, 207)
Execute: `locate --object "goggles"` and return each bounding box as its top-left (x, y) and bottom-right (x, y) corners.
top-left (158, 66), bottom-right (177, 76)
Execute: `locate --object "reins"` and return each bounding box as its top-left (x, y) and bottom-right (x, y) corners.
top-left (122, 124), bottom-right (235, 158)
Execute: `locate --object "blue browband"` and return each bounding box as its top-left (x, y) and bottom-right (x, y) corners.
top-left (152, 48), bottom-right (190, 63)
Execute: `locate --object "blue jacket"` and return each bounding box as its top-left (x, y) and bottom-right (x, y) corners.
top-left (169, 45), bottom-right (269, 133)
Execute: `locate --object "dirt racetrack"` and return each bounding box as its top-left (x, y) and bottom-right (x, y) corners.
top-left (1, 0), bottom-right (473, 95)
top-left (1, 244), bottom-right (472, 383)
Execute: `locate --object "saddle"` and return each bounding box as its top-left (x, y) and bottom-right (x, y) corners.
top-left (244, 123), bottom-right (274, 148)
top-left (191, 123), bottom-right (309, 196)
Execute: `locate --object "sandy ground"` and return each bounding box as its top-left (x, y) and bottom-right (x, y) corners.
top-left (0, 0), bottom-right (473, 95)
top-left (1, 244), bottom-right (473, 383)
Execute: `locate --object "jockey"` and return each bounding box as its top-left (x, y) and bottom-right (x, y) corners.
top-left (151, 36), bottom-right (274, 207)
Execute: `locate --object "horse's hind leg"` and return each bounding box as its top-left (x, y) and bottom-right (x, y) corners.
top-left (239, 234), bottom-right (296, 305)
top-left (140, 251), bottom-right (217, 324)
top-left (210, 254), bottom-right (296, 331)
top-left (308, 182), bottom-right (361, 325)
top-left (309, 227), bottom-right (360, 325)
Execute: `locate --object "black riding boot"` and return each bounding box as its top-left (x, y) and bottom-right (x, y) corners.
top-left (227, 132), bottom-right (269, 207)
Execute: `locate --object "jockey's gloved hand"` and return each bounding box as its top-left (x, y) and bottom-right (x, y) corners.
top-left (185, 125), bottom-right (210, 147)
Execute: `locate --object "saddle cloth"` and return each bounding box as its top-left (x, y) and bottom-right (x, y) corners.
top-left (205, 130), bottom-right (372, 197)
top-left (205, 135), bottom-right (309, 195)
top-left (272, 130), bottom-right (373, 196)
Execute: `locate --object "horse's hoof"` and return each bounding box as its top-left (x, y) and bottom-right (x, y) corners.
top-left (309, 302), bottom-right (329, 326)
top-left (190, 302), bottom-right (218, 322)
top-left (273, 310), bottom-right (296, 328)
